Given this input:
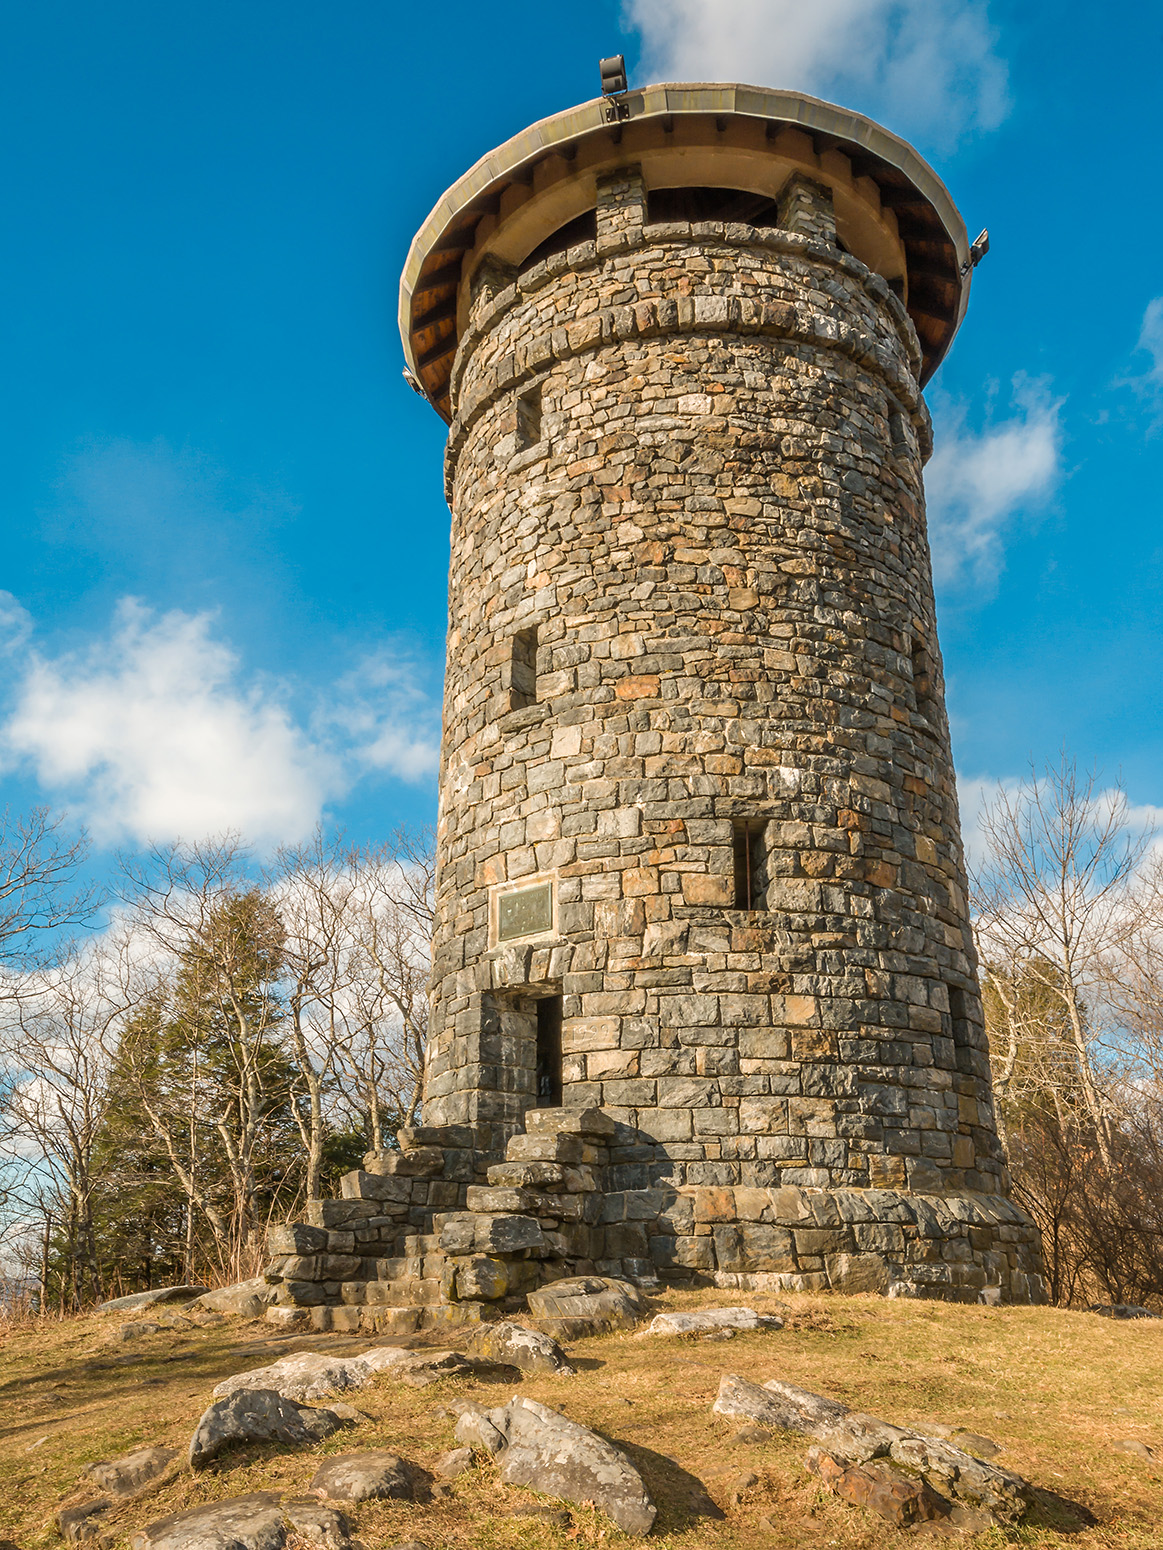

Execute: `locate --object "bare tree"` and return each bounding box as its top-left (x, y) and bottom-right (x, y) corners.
top-left (271, 828), bottom-right (433, 1173)
top-left (972, 754), bottom-right (1152, 1165)
top-left (0, 950), bottom-right (117, 1308)
top-left (0, 806), bottom-right (94, 983)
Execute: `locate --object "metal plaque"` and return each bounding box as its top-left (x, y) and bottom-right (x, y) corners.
top-left (497, 881), bottom-right (553, 942)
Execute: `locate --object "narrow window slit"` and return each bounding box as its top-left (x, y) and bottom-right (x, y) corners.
top-left (509, 625), bottom-right (538, 711)
top-left (911, 634), bottom-right (938, 724)
top-left (516, 384), bottom-right (541, 449)
top-left (732, 819), bottom-right (768, 911)
top-left (948, 984), bottom-right (971, 1048)
top-left (536, 995), bottom-right (563, 1106)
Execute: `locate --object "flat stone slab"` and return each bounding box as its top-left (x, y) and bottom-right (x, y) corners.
top-left (191, 1279), bottom-right (279, 1318)
top-left (97, 1285), bottom-right (206, 1313)
top-left (189, 1389), bottom-right (346, 1470)
top-left (466, 1321), bottom-right (575, 1374)
top-left (454, 1395), bottom-right (655, 1535)
top-left (212, 1347), bottom-right (410, 1403)
top-left (309, 1451), bottom-right (413, 1502)
top-left (83, 1445), bottom-right (178, 1497)
top-left (132, 1492), bottom-right (287, 1550)
top-left (714, 1374), bottom-right (1034, 1532)
top-left (638, 1307), bottom-right (782, 1337)
top-left (132, 1494), bottom-right (354, 1550)
top-left (526, 1275), bottom-right (644, 1338)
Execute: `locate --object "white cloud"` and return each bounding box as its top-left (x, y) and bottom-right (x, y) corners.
top-left (322, 651), bottom-right (442, 784)
top-left (3, 601), bottom-right (330, 847)
top-left (0, 601), bottom-right (441, 849)
top-left (925, 377), bottom-right (1063, 588)
top-left (623, 0), bottom-right (1008, 143)
top-left (1137, 297), bottom-right (1163, 384)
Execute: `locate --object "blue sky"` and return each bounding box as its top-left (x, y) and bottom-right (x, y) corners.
top-left (1, 0), bottom-right (1161, 868)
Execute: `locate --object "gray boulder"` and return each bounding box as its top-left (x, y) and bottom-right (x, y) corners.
top-left (309, 1451), bottom-right (412, 1502)
top-left (212, 1347), bottom-right (409, 1403)
top-left (713, 1374), bottom-right (1034, 1532)
top-left (433, 1447), bottom-right (474, 1478)
top-left (281, 1500), bottom-right (352, 1548)
top-left (189, 1389), bottom-right (346, 1470)
top-left (1090, 1303), bottom-right (1161, 1319)
top-left (83, 1445), bottom-right (178, 1497)
top-left (639, 1307), bottom-right (782, 1337)
top-left (57, 1498), bottom-right (111, 1543)
top-left (454, 1395), bottom-right (655, 1536)
top-left (191, 1279), bottom-right (279, 1319)
top-left (132, 1492), bottom-right (286, 1550)
top-left (466, 1320), bottom-right (575, 1374)
top-left (97, 1285), bottom-right (206, 1314)
top-left (525, 1276), bottom-right (644, 1339)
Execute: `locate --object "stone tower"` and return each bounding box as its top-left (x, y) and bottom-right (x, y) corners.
top-left (397, 82), bottom-right (1044, 1304)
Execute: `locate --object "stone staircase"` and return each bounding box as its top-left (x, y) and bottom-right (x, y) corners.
top-left (264, 1107), bottom-right (629, 1333)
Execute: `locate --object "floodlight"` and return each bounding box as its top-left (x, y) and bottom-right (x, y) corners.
top-left (600, 55), bottom-right (627, 96)
top-left (970, 228), bottom-right (990, 265)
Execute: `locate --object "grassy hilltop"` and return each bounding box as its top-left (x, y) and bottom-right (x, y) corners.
top-left (2, 1288), bottom-right (1162, 1550)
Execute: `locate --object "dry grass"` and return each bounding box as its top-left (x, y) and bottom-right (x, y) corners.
top-left (1, 1287), bottom-right (1162, 1548)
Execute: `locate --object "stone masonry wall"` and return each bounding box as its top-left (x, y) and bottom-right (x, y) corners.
top-left (413, 166), bottom-right (1043, 1302)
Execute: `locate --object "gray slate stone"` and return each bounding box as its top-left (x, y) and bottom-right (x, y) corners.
top-left (457, 1396), bottom-right (655, 1535)
top-left (98, 1285), bottom-right (206, 1313)
top-left (466, 1320), bottom-right (575, 1374)
top-left (526, 1275), bottom-right (644, 1338)
top-left (308, 1451), bottom-right (412, 1502)
top-left (83, 1445), bottom-right (179, 1497)
top-left (189, 1389), bottom-right (345, 1470)
top-left (191, 1279), bottom-right (279, 1319)
top-left (212, 1347), bottom-right (409, 1403)
top-left (132, 1492), bottom-right (286, 1550)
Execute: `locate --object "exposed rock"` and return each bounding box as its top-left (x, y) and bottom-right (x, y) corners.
top-left (452, 1402), bottom-right (507, 1456)
top-left (525, 1276), bottom-right (644, 1339)
top-left (57, 1498), bottom-right (111, 1543)
top-left (1090, 1304), bottom-right (1161, 1320)
top-left (639, 1307), bottom-right (782, 1337)
top-left (713, 1374), bottom-right (1035, 1531)
top-left (908, 1423), bottom-right (1002, 1459)
top-left (1113, 1439), bottom-right (1156, 1460)
top-left (454, 1395), bottom-right (655, 1535)
top-left (713, 1373), bottom-right (848, 1435)
top-left (379, 1350), bottom-right (479, 1388)
top-left (264, 1308), bottom-right (310, 1330)
top-left (807, 1449), bottom-right (948, 1528)
top-left (189, 1389), bottom-right (346, 1470)
top-left (309, 1451), bottom-right (412, 1502)
top-left (132, 1492), bottom-right (286, 1550)
top-left (433, 1447), bottom-right (474, 1478)
top-left (97, 1285), bottom-right (206, 1314)
top-left (466, 1321), bottom-right (575, 1375)
top-left (730, 1426), bottom-right (773, 1445)
top-left (212, 1347), bottom-right (409, 1403)
top-left (191, 1279), bottom-right (279, 1319)
top-left (83, 1445), bottom-right (178, 1497)
top-left (111, 1321), bottom-right (163, 1342)
top-left (281, 1500), bottom-right (352, 1548)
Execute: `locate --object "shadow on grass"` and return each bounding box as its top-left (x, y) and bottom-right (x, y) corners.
top-left (1029, 1485), bottom-right (1099, 1534)
top-left (620, 1440), bottom-right (726, 1532)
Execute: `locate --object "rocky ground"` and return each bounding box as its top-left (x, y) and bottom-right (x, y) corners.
top-left (2, 1287), bottom-right (1162, 1548)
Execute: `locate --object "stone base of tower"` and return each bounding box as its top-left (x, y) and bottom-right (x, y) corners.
top-left (263, 1108), bottom-right (1045, 1320)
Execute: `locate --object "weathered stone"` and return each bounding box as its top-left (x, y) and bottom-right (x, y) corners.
top-left (212, 1347), bottom-right (410, 1403)
top-left (132, 1493), bottom-right (286, 1550)
top-left (466, 1320), bottom-right (575, 1374)
top-left (96, 1285), bottom-right (206, 1313)
top-left (639, 1307), bottom-right (782, 1337)
top-left (466, 1396), bottom-right (655, 1535)
top-left (433, 1447), bottom-right (475, 1478)
top-left (191, 1278), bottom-right (278, 1318)
top-left (57, 1498), bottom-right (111, 1543)
top-left (188, 1390), bottom-right (346, 1470)
top-left (1113, 1439), bottom-right (1156, 1460)
top-left (82, 1445), bottom-right (178, 1498)
top-left (309, 1451), bottom-right (412, 1502)
top-left (280, 1500), bottom-right (352, 1549)
top-left (807, 1449), bottom-right (947, 1527)
top-left (526, 1276), bottom-right (643, 1337)
top-left (1090, 1304), bottom-right (1161, 1320)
